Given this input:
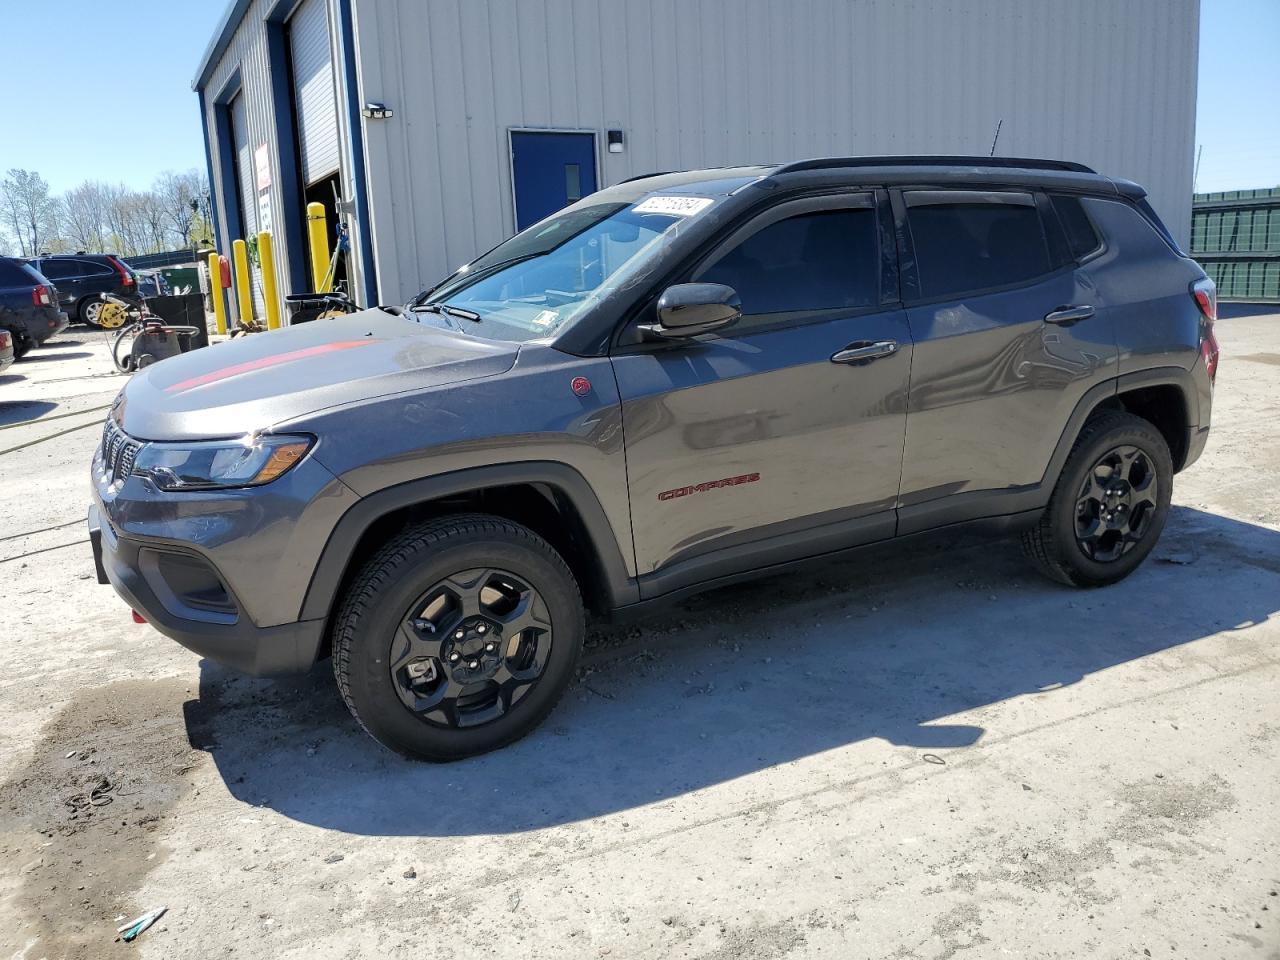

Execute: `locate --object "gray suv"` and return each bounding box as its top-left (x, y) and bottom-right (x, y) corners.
top-left (89, 157), bottom-right (1219, 760)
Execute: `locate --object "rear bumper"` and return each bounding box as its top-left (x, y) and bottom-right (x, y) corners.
top-left (29, 309), bottom-right (68, 344)
top-left (89, 503), bottom-right (326, 676)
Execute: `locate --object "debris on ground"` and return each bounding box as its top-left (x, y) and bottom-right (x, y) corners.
top-left (117, 906), bottom-right (167, 942)
top-left (402, 867), bottom-right (416, 879)
top-left (323, 853), bottom-right (344, 864)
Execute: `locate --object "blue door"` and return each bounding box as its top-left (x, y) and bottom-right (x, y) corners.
top-left (510, 131), bottom-right (598, 231)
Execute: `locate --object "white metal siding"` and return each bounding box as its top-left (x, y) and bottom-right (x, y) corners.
top-left (351, 0), bottom-right (1199, 304)
top-left (290, 0), bottom-right (341, 186)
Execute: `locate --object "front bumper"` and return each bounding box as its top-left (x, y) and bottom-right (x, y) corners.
top-left (89, 502), bottom-right (326, 676)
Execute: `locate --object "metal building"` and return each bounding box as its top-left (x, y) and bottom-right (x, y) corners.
top-left (195, 0), bottom-right (1201, 321)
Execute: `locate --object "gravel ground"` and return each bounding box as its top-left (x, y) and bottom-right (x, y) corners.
top-left (1, 316), bottom-right (1277, 960)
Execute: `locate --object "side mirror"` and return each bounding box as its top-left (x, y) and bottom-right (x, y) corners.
top-left (640, 283), bottom-right (742, 340)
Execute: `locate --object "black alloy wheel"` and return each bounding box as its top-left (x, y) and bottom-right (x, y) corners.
top-left (332, 514), bottom-right (584, 760)
top-left (1072, 445), bottom-right (1159, 562)
top-left (1022, 411), bottom-right (1173, 587)
top-left (390, 568), bottom-right (554, 728)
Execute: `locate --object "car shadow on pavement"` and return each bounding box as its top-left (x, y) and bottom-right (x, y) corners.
top-left (0, 400), bottom-right (57, 424)
top-left (15, 351), bottom-right (93, 363)
top-left (184, 505), bottom-right (1279, 836)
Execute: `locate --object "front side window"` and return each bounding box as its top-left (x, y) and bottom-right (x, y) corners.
top-left (695, 208), bottom-right (878, 316)
top-left (421, 200), bottom-right (704, 342)
top-left (905, 192), bottom-right (1051, 299)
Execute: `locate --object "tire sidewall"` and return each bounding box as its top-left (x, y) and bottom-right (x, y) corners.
top-left (1049, 419), bottom-right (1174, 584)
top-left (342, 531), bottom-right (583, 759)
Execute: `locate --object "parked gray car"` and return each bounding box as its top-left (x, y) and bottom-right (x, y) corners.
top-left (89, 156), bottom-right (1218, 760)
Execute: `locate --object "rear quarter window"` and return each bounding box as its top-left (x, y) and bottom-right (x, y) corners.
top-left (1050, 194), bottom-right (1103, 260)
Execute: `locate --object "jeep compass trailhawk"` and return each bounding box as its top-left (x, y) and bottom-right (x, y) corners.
top-left (89, 157), bottom-right (1218, 760)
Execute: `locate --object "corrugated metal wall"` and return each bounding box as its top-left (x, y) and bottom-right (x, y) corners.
top-left (351, 0), bottom-right (1200, 303)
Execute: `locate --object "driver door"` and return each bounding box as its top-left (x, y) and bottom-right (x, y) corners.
top-left (611, 192), bottom-right (912, 597)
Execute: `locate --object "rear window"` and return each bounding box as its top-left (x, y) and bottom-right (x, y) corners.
top-left (1050, 194), bottom-right (1103, 260)
top-left (905, 192), bottom-right (1052, 299)
top-left (0, 258), bottom-right (35, 285)
top-left (35, 259), bottom-right (78, 279)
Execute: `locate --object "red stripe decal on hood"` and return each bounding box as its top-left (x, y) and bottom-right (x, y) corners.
top-left (166, 340), bottom-right (374, 393)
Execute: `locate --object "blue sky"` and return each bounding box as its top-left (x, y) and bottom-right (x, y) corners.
top-left (0, 0), bottom-right (1275, 194)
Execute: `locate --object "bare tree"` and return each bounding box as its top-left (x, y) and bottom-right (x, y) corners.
top-left (0, 168), bottom-right (59, 257)
top-left (155, 170), bottom-right (208, 249)
top-left (60, 181), bottom-right (110, 252)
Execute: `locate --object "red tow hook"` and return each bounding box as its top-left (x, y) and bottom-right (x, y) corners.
top-left (131, 610), bottom-right (147, 624)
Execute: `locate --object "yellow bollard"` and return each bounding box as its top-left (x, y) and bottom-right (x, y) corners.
top-left (232, 238), bottom-right (253, 326)
top-left (257, 230), bottom-right (281, 330)
top-left (207, 251), bottom-right (227, 336)
top-left (306, 202), bottom-right (331, 293)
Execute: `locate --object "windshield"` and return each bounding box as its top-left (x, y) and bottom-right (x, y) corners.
top-left (417, 200), bottom-right (696, 342)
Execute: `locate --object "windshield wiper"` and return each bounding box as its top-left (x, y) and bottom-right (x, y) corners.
top-left (411, 302), bottom-right (483, 323)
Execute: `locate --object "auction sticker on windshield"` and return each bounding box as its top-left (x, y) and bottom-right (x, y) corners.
top-left (632, 196), bottom-right (714, 216)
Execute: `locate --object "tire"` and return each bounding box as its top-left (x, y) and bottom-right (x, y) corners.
top-left (332, 513), bottom-right (585, 760)
top-left (11, 336), bottom-right (31, 360)
top-left (79, 298), bottom-right (104, 328)
top-left (1022, 411), bottom-right (1173, 587)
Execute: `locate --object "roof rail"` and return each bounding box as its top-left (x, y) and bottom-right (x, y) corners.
top-left (618, 171), bottom-right (678, 184)
top-left (771, 155), bottom-right (1096, 176)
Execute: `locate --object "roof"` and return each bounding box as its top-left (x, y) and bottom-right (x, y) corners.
top-left (618, 156), bottom-right (1131, 197)
top-left (193, 0), bottom-right (253, 92)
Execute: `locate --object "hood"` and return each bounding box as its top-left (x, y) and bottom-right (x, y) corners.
top-left (118, 309), bottom-right (519, 441)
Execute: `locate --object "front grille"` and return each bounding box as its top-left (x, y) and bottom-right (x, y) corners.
top-left (100, 419), bottom-right (141, 484)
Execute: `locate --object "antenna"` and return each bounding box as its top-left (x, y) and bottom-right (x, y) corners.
top-left (1193, 144), bottom-right (1203, 192)
top-left (989, 119), bottom-right (1003, 157)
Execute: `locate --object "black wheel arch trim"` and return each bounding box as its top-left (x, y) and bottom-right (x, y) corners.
top-left (298, 461), bottom-right (639, 623)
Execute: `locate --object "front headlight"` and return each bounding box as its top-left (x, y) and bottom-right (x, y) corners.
top-left (132, 434), bottom-right (313, 491)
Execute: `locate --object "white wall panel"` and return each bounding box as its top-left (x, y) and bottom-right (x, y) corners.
top-left (350, 0), bottom-right (1199, 303)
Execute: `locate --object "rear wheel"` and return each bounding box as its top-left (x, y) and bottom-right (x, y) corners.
top-left (1022, 411), bottom-right (1173, 587)
top-left (11, 335), bottom-right (31, 360)
top-left (332, 514), bottom-right (585, 760)
top-left (79, 298), bottom-right (104, 328)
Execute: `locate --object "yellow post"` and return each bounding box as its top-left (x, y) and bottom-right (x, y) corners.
top-left (232, 238), bottom-right (253, 326)
top-left (257, 230), bottom-right (281, 330)
top-left (306, 202), bottom-right (331, 293)
top-left (207, 251), bottom-right (227, 336)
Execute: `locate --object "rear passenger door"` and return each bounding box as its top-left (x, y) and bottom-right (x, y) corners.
top-left (614, 192), bottom-right (912, 593)
top-left (894, 188), bottom-right (1117, 531)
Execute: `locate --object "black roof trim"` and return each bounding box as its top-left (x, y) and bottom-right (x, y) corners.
top-left (771, 156), bottom-right (1096, 176)
top-left (617, 171), bottom-right (679, 184)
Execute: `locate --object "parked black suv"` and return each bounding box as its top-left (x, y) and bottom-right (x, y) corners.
top-left (0, 257), bottom-right (68, 357)
top-left (90, 156), bottom-right (1217, 760)
top-left (30, 254), bottom-right (138, 327)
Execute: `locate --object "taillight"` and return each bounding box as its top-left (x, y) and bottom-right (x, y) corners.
top-left (32, 284), bottom-right (52, 307)
top-left (0, 330), bottom-right (10, 349)
top-left (111, 257), bottom-right (134, 288)
top-left (1192, 277), bottom-right (1218, 384)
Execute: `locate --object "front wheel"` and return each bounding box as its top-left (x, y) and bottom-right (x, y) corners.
top-left (332, 514), bottom-right (585, 760)
top-left (1022, 411), bottom-right (1173, 587)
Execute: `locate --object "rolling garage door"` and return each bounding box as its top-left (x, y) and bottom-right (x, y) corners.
top-left (290, 0), bottom-right (340, 186)
top-left (230, 95), bottom-right (265, 317)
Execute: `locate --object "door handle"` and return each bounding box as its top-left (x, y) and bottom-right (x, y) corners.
top-left (1043, 304), bottom-right (1095, 325)
top-left (831, 340), bottom-right (898, 364)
